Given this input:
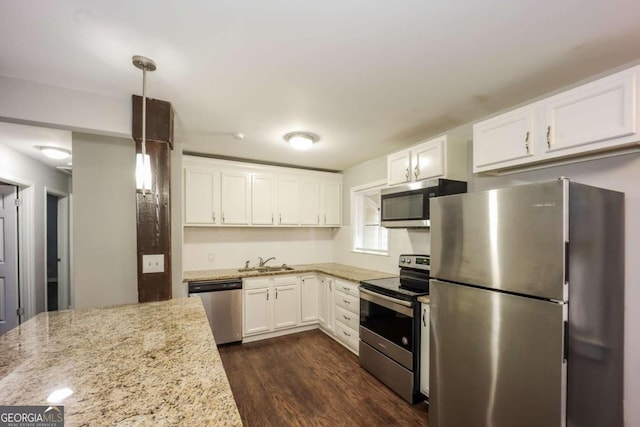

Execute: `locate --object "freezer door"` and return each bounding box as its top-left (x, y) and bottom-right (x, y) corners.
top-left (431, 180), bottom-right (565, 300)
top-left (430, 280), bottom-right (566, 427)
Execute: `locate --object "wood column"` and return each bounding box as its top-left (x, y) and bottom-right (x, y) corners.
top-left (132, 95), bottom-right (174, 302)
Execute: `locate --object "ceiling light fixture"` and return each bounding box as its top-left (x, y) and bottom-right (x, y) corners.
top-left (132, 55), bottom-right (156, 192)
top-left (283, 132), bottom-right (319, 150)
top-left (38, 146), bottom-right (71, 160)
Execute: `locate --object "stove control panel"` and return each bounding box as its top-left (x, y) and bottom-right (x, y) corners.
top-left (399, 254), bottom-right (430, 271)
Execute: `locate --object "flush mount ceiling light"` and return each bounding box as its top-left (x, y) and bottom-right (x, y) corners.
top-left (132, 55), bottom-right (156, 192)
top-left (38, 146), bottom-right (71, 160)
top-left (283, 132), bottom-right (319, 150)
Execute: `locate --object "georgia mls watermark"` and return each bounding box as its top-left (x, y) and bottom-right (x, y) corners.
top-left (0, 406), bottom-right (64, 427)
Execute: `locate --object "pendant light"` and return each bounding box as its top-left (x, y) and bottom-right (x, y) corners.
top-left (132, 55), bottom-right (156, 192)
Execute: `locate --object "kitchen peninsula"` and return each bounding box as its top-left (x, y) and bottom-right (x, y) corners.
top-left (0, 298), bottom-right (241, 426)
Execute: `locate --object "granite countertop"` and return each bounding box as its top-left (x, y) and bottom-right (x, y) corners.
top-left (417, 295), bottom-right (431, 304)
top-left (184, 262), bottom-right (396, 283)
top-left (0, 298), bottom-right (241, 426)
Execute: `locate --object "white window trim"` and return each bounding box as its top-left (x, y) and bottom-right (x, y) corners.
top-left (351, 179), bottom-right (388, 255)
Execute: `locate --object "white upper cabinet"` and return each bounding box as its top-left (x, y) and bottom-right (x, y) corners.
top-left (183, 156), bottom-right (342, 228)
top-left (473, 105), bottom-right (535, 170)
top-left (277, 176), bottom-right (300, 225)
top-left (473, 65), bottom-right (640, 174)
top-left (300, 179), bottom-right (321, 225)
top-left (387, 135), bottom-right (467, 186)
top-left (184, 166), bottom-right (220, 225)
top-left (322, 181), bottom-right (341, 226)
top-left (221, 171), bottom-right (251, 225)
top-left (251, 173), bottom-right (277, 225)
top-left (387, 150), bottom-right (412, 186)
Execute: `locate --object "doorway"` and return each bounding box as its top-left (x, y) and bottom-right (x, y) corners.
top-left (0, 184), bottom-right (19, 335)
top-left (46, 190), bottom-right (70, 312)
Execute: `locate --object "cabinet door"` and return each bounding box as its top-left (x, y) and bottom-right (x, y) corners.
top-left (326, 278), bottom-right (335, 334)
top-left (318, 277), bottom-right (327, 327)
top-left (184, 167), bottom-right (220, 224)
top-left (273, 284), bottom-right (299, 329)
top-left (244, 288), bottom-right (271, 336)
top-left (278, 176), bottom-right (300, 225)
top-left (322, 181), bottom-right (341, 226)
top-left (544, 72), bottom-right (637, 153)
top-left (473, 105), bottom-right (535, 170)
top-left (221, 171), bottom-right (251, 225)
top-left (387, 150), bottom-right (412, 186)
top-left (300, 180), bottom-right (321, 225)
top-left (413, 137), bottom-right (444, 180)
top-left (251, 174), bottom-right (276, 225)
top-left (420, 303), bottom-right (430, 397)
top-left (300, 275), bottom-right (319, 323)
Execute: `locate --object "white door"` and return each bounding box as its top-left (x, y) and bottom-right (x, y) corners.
top-left (473, 105), bottom-right (535, 170)
top-left (387, 150), bottom-right (411, 186)
top-left (221, 172), bottom-right (251, 225)
top-left (300, 180), bottom-right (321, 225)
top-left (300, 275), bottom-right (319, 323)
top-left (243, 288), bottom-right (271, 335)
top-left (0, 185), bottom-right (19, 335)
top-left (277, 176), bottom-right (299, 225)
top-left (413, 138), bottom-right (444, 180)
top-left (273, 284), bottom-right (299, 329)
top-left (57, 196), bottom-right (70, 310)
top-left (420, 303), bottom-right (430, 397)
top-left (251, 174), bottom-right (276, 225)
top-left (322, 182), bottom-right (341, 226)
top-left (184, 167), bottom-right (220, 224)
top-left (544, 72), bottom-right (637, 153)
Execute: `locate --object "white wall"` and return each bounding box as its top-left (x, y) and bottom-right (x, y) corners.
top-left (72, 133), bottom-right (138, 309)
top-left (183, 227), bottom-right (335, 271)
top-left (0, 143), bottom-right (70, 316)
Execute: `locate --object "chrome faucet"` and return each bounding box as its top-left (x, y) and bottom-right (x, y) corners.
top-left (258, 256), bottom-right (276, 267)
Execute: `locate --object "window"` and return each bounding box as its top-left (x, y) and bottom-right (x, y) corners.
top-left (352, 181), bottom-right (388, 255)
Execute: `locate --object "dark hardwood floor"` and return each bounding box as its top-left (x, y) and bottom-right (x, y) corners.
top-left (218, 330), bottom-right (429, 426)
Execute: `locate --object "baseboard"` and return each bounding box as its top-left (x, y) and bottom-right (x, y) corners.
top-left (242, 324), bottom-right (319, 343)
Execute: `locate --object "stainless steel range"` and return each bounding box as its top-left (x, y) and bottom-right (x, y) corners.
top-left (359, 254), bottom-right (430, 404)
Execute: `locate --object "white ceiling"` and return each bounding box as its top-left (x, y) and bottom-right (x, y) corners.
top-left (0, 122), bottom-right (72, 169)
top-left (1, 0), bottom-right (640, 171)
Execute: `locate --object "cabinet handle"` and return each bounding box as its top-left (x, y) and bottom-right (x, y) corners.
top-left (266, 289), bottom-right (269, 301)
top-left (317, 214), bottom-right (319, 224)
top-left (329, 281), bottom-right (332, 291)
top-left (546, 126), bottom-right (551, 149)
top-left (525, 131), bottom-right (530, 154)
top-left (343, 314), bottom-right (351, 321)
top-left (212, 212), bottom-right (216, 223)
top-left (222, 213), bottom-right (225, 223)
top-left (404, 168), bottom-right (409, 181)
top-left (324, 214), bottom-right (327, 224)
top-left (414, 166), bottom-right (419, 179)
top-left (271, 214), bottom-right (274, 224)
top-left (343, 286), bottom-right (350, 291)
top-left (276, 288), bottom-right (278, 299)
top-left (422, 308), bottom-right (426, 327)
top-left (343, 330), bottom-right (351, 337)
top-left (343, 299), bottom-right (350, 304)
top-left (279, 214), bottom-right (282, 224)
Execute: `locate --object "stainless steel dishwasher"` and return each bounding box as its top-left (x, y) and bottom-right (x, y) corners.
top-left (188, 279), bottom-right (243, 345)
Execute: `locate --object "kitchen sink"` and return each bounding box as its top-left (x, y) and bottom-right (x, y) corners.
top-left (237, 265), bottom-right (295, 273)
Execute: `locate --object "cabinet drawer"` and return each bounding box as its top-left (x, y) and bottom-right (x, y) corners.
top-left (335, 280), bottom-right (359, 297)
top-left (335, 306), bottom-right (359, 331)
top-left (335, 321), bottom-right (359, 350)
top-left (335, 291), bottom-right (359, 315)
top-left (243, 277), bottom-right (272, 290)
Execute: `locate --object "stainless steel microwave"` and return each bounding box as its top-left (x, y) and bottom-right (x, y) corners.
top-left (380, 179), bottom-right (467, 228)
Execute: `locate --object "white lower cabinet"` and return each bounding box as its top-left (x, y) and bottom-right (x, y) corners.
top-left (243, 275), bottom-right (300, 337)
top-left (333, 279), bottom-right (360, 354)
top-left (420, 302), bottom-right (430, 398)
top-left (318, 276), bottom-right (334, 334)
top-left (300, 275), bottom-right (320, 324)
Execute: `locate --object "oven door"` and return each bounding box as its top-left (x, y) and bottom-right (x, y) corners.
top-left (359, 288), bottom-right (415, 369)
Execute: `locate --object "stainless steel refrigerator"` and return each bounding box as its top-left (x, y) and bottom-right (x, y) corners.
top-left (429, 179), bottom-right (624, 427)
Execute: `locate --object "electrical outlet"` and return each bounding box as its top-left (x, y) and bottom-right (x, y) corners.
top-left (142, 254), bottom-right (165, 273)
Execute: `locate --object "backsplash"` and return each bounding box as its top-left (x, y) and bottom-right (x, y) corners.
top-left (183, 227), bottom-right (336, 271)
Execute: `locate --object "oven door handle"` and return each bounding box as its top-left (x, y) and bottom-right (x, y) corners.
top-left (360, 288), bottom-right (412, 307)
top-left (359, 288), bottom-right (414, 318)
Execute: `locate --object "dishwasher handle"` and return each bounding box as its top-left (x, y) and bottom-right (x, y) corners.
top-left (188, 279), bottom-right (243, 293)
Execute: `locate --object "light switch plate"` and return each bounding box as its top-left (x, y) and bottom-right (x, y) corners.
top-left (142, 254), bottom-right (165, 274)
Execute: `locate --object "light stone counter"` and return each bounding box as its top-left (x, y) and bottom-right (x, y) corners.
top-left (0, 297), bottom-right (241, 426)
top-left (184, 262), bottom-right (395, 284)
top-left (417, 295), bottom-right (431, 304)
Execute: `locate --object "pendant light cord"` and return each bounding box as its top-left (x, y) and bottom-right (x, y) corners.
top-left (142, 67), bottom-right (147, 159)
